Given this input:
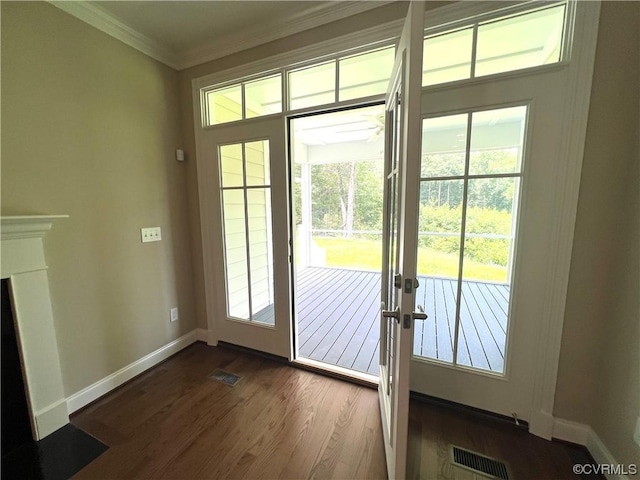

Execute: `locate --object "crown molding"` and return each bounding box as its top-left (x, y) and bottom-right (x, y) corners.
top-left (178, 1), bottom-right (395, 70)
top-left (49, 1), bottom-right (394, 72)
top-left (49, 1), bottom-right (182, 69)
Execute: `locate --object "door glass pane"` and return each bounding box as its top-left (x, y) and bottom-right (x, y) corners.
top-left (423, 28), bottom-right (473, 86)
top-left (244, 75), bottom-right (282, 119)
top-left (245, 140), bottom-right (270, 186)
top-left (339, 47), bottom-right (394, 101)
top-left (222, 189), bottom-right (250, 320)
top-left (219, 139), bottom-right (275, 326)
top-left (206, 85), bottom-right (242, 125)
top-left (476, 5), bottom-right (566, 77)
top-left (247, 188), bottom-right (274, 325)
top-left (421, 114), bottom-right (468, 178)
top-left (456, 177), bottom-right (518, 373)
top-left (289, 61), bottom-right (336, 110)
top-left (220, 143), bottom-right (244, 187)
top-left (470, 106), bottom-right (527, 175)
top-left (414, 180), bottom-right (463, 363)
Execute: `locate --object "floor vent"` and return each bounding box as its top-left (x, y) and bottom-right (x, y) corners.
top-left (450, 445), bottom-right (510, 479)
top-left (209, 369), bottom-right (241, 386)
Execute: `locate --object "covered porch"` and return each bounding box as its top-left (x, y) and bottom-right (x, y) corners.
top-left (294, 266), bottom-right (509, 376)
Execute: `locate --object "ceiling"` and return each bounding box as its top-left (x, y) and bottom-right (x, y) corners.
top-left (52, 1), bottom-right (393, 71)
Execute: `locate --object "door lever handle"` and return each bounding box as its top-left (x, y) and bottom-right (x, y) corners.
top-left (382, 306), bottom-right (400, 323)
top-left (412, 304), bottom-right (428, 320)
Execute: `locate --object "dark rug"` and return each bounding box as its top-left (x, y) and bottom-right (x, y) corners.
top-left (1, 423), bottom-right (108, 480)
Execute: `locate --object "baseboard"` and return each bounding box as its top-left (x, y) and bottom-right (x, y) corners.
top-left (66, 330), bottom-right (200, 414)
top-left (553, 418), bottom-right (592, 445)
top-left (586, 431), bottom-right (630, 480)
top-left (34, 398), bottom-right (70, 439)
top-left (195, 327), bottom-right (210, 343)
top-left (530, 410), bottom-right (555, 439)
top-left (553, 418), bottom-right (628, 480)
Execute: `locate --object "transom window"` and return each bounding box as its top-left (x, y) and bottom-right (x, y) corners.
top-left (201, 1), bottom-right (569, 127)
top-left (423, 3), bottom-right (567, 85)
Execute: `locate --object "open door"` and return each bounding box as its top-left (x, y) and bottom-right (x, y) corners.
top-left (378, 3), bottom-right (424, 479)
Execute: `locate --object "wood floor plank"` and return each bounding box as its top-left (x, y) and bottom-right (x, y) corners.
top-left (321, 273), bottom-right (380, 367)
top-left (298, 271), bottom-right (370, 348)
top-left (298, 271), bottom-right (367, 330)
top-left (460, 284), bottom-right (504, 371)
top-left (72, 344), bottom-right (387, 480)
top-left (470, 282), bottom-right (507, 333)
top-left (408, 399), bottom-right (594, 480)
top-left (295, 267), bottom-right (508, 375)
top-left (309, 272), bottom-right (380, 362)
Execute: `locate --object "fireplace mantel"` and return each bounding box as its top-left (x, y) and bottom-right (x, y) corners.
top-left (1, 215), bottom-right (69, 240)
top-left (1, 215), bottom-right (69, 440)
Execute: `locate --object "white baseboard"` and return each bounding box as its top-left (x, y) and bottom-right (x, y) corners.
top-left (530, 410), bottom-right (555, 439)
top-left (34, 398), bottom-right (70, 439)
top-left (553, 418), bottom-right (592, 445)
top-left (553, 418), bottom-right (628, 480)
top-left (195, 327), bottom-right (209, 343)
top-left (586, 432), bottom-right (630, 480)
top-left (66, 330), bottom-right (201, 414)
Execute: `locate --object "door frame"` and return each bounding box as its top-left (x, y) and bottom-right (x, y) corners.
top-left (191, 0), bottom-right (602, 440)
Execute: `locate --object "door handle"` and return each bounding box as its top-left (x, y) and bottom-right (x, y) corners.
top-left (382, 306), bottom-right (400, 323)
top-left (402, 306), bottom-right (429, 329)
top-left (412, 304), bottom-right (428, 320)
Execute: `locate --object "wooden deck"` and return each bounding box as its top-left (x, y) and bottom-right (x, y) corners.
top-left (295, 267), bottom-right (509, 376)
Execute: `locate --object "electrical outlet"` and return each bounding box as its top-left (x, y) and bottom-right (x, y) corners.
top-left (141, 227), bottom-right (161, 243)
top-left (634, 417), bottom-right (640, 448)
top-left (170, 307), bottom-right (179, 323)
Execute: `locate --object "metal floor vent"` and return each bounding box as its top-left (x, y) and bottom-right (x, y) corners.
top-left (209, 369), bottom-right (241, 386)
top-left (450, 445), bottom-right (510, 480)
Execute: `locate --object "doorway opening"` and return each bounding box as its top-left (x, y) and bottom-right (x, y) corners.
top-left (289, 104), bottom-right (385, 377)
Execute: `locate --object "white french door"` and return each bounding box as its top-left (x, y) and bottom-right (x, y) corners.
top-left (378, 3), bottom-right (424, 479)
top-left (409, 66), bottom-right (568, 420)
top-left (199, 118), bottom-right (291, 358)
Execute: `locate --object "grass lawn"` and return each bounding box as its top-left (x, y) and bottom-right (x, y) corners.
top-left (313, 237), bottom-right (507, 283)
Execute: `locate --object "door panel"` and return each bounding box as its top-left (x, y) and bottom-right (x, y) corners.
top-left (410, 70), bottom-right (566, 419)
top-left (378, 3), bottom-right (424, 479)
top-left (202, 118), bottom-right (291, 358)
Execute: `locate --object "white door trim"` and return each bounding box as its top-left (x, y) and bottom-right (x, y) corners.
top-left (528, 0), bottom-right (601, 439)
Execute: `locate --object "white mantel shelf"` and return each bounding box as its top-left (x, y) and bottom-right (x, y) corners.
top-left (1, 214), bottom-right (70, 439)
top-left (1, 215), bottom-right (69, 240)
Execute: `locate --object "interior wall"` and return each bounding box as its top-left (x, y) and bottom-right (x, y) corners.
top-left (555, 0), bottom-right (640, 465)
top-left (1, 2), bottom-right (195, 396)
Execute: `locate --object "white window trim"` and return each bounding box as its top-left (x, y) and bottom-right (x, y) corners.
top-left (192, 0), bottom-right (602, 441)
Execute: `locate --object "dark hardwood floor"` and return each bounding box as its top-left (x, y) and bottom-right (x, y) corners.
top-left (71, 342), bottom-right (386, 480)
top-left (72, 342), bottom-right (593, 480)
top-left (408, 401), bottom-right (599, 480)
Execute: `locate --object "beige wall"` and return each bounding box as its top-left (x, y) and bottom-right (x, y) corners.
top-left (555, 0), bottom-right (640, 465)
top-left (1, 2), bottom-right (195, 395)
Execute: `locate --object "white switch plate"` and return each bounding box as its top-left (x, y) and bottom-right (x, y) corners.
top-left (170, 307), bottom-right (179, 323)
top-left (634, 417), bottom-right (640, 447)
top-left (141, 227), bottom-right (161, 243)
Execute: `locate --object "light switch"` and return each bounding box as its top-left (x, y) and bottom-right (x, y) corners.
top-left (141, 227), bottom-right (161, 243)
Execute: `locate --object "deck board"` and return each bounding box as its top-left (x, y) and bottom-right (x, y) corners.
top-left (293, 267), bottom-right (509, 375)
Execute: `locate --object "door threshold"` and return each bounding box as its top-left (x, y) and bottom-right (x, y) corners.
top-left (292, 357), bottom-right (378, 389)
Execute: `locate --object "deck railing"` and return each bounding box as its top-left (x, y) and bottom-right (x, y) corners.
top-left (298, 227), bottom-right (515, 279)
